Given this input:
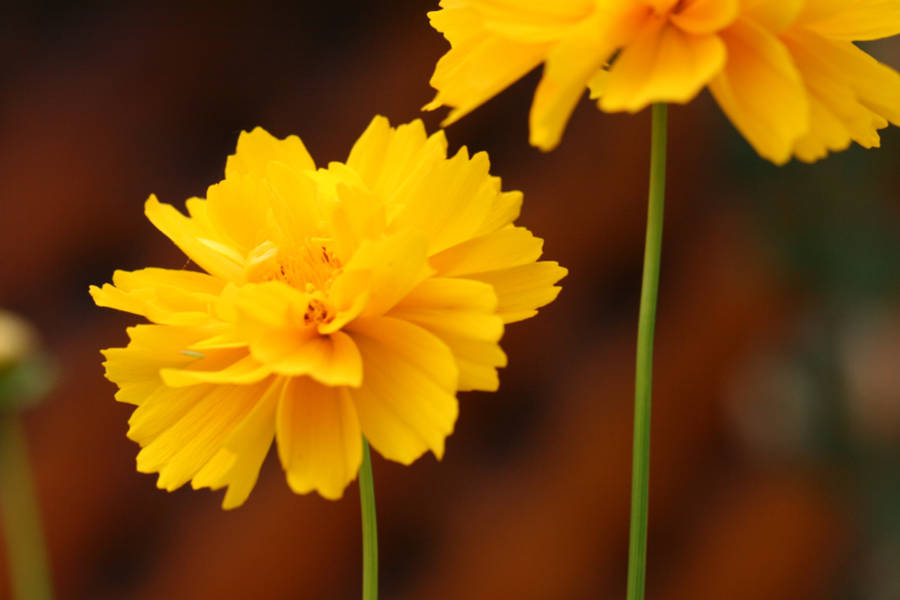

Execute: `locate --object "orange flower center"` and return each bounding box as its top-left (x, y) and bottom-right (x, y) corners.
top-left (244, 240), bottom-right (344, 328)
top-left (245, 240), bottom-right (342, 288)
top-left (302, 297), bottom-right (335, 326)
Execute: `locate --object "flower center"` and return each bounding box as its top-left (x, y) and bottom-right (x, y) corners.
top-left (302, 296), bottom-right (334, 326)
top-left (245, 237), bottom-right (342, 288)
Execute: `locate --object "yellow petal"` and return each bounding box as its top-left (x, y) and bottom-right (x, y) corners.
top-left (390, 277), bottom-right (507, 392)
top-left (192, 378), bottom-right (281, 509)
top-left (335, 230), bottom-right (432, 318)
top-left (799, 0), bottom-right (900, 41)
top-left (128, 383), bottom-right (208, 445)
top-left (224, 127), bottom-right (315, 180)
top-left (425, 1), bottom-right (559, 126)
top-left (232, 281), bottom-right (310, 328)
top-left (136, 379), bottom-right (271, 492)
top-left (111, 267), bottom-right (224, 296)
top-left (784, 30), bottom-right (892, 161)
top-left (601, 20), bottom-right (726, 112)
top-left (204, 175), bottom-right (271, 254)
top-left (389, 277), bottom-right (503, 342)
top-left (275, 377), bottom-right (362, 500)
top-left (529, 6), bottom-right (644, 149)
top-left (394, 277), bottom-right (498, 312)
top-left (345, 116), bottom-right (393, 188)
top-left (250, 330), bottom-right (363, 387)
top-left (671, 0), bottom-right (739, 34)
top-left (427, 30), bottom-right (549, 127)
top-left (160, 353), bottom-right (271, 387)
top-left (529, 28), bottom-right (609, 150)
top-left (90, 267), bottom-right (223, 326)
top-left (741, 0), bottom-right (804, 33)
top-left (429, 226), bottom-right (543, 277)
top-left (468, 0), bottom-right (595, 42)
top-left (791, 96), bottom-right (854, 163)
top-left (587, 69), bottom-right (610, 100)
top-left (788, 31), bottom-right (900, 126)
top-left (475, 190), bottom-right (523, 237)
top-left (347, 317), bottom-right (458, 464)
top-left (144, 195), bottom-right (244, 281)
top-left (469, 261), bottom-right (567, 323)
top-left (346, 119), bottom-right (447, 201)
top-left (708, 18), bottom-right (809, 164)
top-left (440, 334), bottom-right (508, 392)
top-left (388, 147), bottom-right (498, 255)
top-left (328, 183), bottom-right (386, 265)
top-left (265, 160), bottom-right (324, 243)
top-left (102, 324), bottom-right (204, 405)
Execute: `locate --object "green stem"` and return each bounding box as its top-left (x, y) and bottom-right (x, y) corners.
top-left (625, 103), bottom-right (667, 600)
top-left (0, 414), bottom-right (54, 600)
top-left (359, 438), bottom-right (378, 600)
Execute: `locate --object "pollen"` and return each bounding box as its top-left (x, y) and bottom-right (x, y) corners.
top-left (302, 297), bottom-right (334, 326)
top-left (245, 239), bottom-right (342, 294)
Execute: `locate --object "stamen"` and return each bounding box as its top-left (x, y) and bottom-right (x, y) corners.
top-left (303, 298), bottom-right (335, 326)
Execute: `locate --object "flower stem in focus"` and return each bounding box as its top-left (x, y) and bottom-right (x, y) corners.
top-left (626, 102), bottom-right (667, 600)
top-left (0, 413), bottom-right (54, 600)
top-left (359, 438), bottom-right (378, 600)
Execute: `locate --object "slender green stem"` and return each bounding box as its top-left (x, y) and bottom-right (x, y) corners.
top-left (625, 103), bottom-right (667, 600)
top-left (0, 414), bottom-right (54, 600)
top-left (359, 438), bottom-right (378, 600)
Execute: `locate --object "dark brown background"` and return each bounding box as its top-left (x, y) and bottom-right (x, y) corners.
top-left (1, 2), bottom-right (899, 599)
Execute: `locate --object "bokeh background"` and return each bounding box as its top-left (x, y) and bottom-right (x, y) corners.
top-left (1, 2), bottom-right (899, 599)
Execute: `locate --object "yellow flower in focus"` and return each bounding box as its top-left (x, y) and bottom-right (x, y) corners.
top-left (90, 117), bottom-right (566, 508)
top-left (425, 0), bottom-right (900, 163)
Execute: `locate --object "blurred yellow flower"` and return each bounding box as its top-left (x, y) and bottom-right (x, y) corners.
top-left (425, 0), bottom-right (900, 163)
top-left (0, 310), bottom-right (36, 371)
top-left (91, 117), bottom-right (566, 508)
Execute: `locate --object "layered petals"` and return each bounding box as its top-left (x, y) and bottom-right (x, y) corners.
top-left (602, 17), bottom-right (727, 112)
top-left (93, 116), bottom-right (565, 507)
top-left (671, 0), bottom-right (740, 34)
top-left (528, 12), bottom-right (625, 149)
top-left (783, 31), bottom-right (896, 160)
top-left (276, 377), bottom-right (362, 500)
top-left (389, 278), bottom-right (505, 391)
top-left (798, 0), bottom-right (900, 41)
top-left (425, 0), bottom-right (900, 162)
top-left (144, 196), bottom-right (246, 282)
top-left (192, 380), bottom-right (280, 509)
top-left (90, 268), bottom-right (224, 326)
top-left (134, 378), bottom-right (275, 496)
top-left (348, 317), bottom-right (459, 464)
top-left (708, 18), bottom-right (809, 164)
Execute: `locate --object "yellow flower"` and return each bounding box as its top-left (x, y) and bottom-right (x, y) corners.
top-left (425, 0), bottom-right (900, 163)
top-left (90, 117), bottom-right (566, 508)
top-left (0, 310), bottom-right (36, 371)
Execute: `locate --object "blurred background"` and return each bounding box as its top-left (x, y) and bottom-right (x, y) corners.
top-left (1, 1), bottom-right (899, 599)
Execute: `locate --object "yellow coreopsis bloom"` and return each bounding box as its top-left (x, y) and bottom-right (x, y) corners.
top-left (91, 117), bottom-right (565, 508)
top-left (425, 0), bottom-right (900, 163)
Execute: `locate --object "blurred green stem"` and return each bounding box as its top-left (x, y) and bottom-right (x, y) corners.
top-left (359, 438), bottom-right (378, 600)
top-left (0, 414), bottom-right (54, 600)
top-left (626, 103), bottom-right (667, 600)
